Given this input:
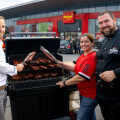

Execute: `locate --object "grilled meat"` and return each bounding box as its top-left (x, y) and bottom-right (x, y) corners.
top-left (27, 73), bottom-right (34, 78)
top-left (13, 60), bottom-right (19, 65)
top-left (37, 58), bottom-right (45, 63)
top-left (42, 58), bottom-right (51, 64)
top-left (39, 65), bottom-right (47, 69)
top-left (12, 75), bottom-right (21, 80)
top-left (29, 65), bottom-right (39, 71)
top-left (19, 73), bottom-right (29, 79)
top-left (34, 59), bottom-right (39, 64)
top-left (25, 52), bottom-right (36, 62)
top-left (50, 72), bottom-right (58, 77)
top-left (27, 60), bottom-right (36, 64)
top-left (43, 73), bottom-right (50, 77)
top-left (35, 73), bottom-right (43, 78)
top-left (53, 64), bottom-right (58, 67)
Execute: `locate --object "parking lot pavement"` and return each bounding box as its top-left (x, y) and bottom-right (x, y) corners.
top-left (5, 97), bottom-right (12, 120)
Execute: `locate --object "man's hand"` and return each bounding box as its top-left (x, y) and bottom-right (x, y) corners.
top-left (99, 70), bottom-right (116, 82)
top-left (16, 64), bottom-right (24, 72)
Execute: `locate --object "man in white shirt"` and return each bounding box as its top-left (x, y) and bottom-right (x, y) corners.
top-left (0, 16), bottom-right (24, 120)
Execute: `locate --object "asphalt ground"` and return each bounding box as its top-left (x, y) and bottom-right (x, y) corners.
top-left (5, 53), bottom-right (104, 120)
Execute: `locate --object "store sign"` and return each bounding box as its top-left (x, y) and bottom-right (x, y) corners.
top-left (63, 11), bottom-right (74, 24)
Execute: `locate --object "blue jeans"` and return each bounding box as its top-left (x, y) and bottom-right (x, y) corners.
top-left (76, 95), bottom-right (98, 120)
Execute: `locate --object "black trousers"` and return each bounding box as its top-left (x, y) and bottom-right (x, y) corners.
top-left (98, 99), bottom-right (120, 120)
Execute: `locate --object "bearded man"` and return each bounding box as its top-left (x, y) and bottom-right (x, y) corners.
top-left (96, 10), bottom-right (120, 120)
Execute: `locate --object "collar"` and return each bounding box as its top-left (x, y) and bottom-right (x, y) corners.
top-left (1, 38), bottom-right (5, 41)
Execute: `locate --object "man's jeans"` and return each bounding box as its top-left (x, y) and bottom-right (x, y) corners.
top-left (76, 95), bottom-right (98, 120)
top-left (0, 89), bottom-right (7, 120)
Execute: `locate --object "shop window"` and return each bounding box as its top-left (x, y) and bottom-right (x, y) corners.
top-left (41, 10), bottom-right (47, 18)
top-left (58, 7), bottom-right (63, 15)
top-left (96, 2), bottom-right (106, 12)
top-left (118, 1), bottom-right (120, 11)
top-left (54, 9), bottom-right (59, 16)
top-left (18, 25), bottom-right (22, 32)
top-left (89, 3), bottom-right (95, 13)
top-left (89, 19), bottom-right (95, 38)
top-left (59, 32), bottom-right (81, 42)
top-left (63, 6), bottom-right (70, 12)
top-left (117, 18), bottom-right (120, 28)
top-left (31, 12), bottom-right (36, 19)
top-left (95, 19), bottom-right (99, 33)
top-left (26, 14), bottom-right (31, 20)
top-left (77, 32), bottom-right (81, 39)
top-left (36, 11), bottom-right (42, 18)
top-left (70, 6), bottom-right (76, 11)
top-left (47, 9), bottom-right (54, 17)
top-left (83, 4), bottom-right (89, 13)
top-left (59, 32), bottom-right (64, 40)
top-left (106, 1), bottom-right (117, 11)
top-left (75, 5), bottom-right (83, 14)
top-left (5, 19), bottom-right (9, 27)
top-left (21, 14), bottom-right (26, 20)
top-left (5, 17), bottom-right (22, 36)
top-left (65, 32), bottom-right (71, 40)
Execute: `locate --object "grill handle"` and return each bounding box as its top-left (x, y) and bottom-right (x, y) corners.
top-left (9, 32), bottom-right (56, 39)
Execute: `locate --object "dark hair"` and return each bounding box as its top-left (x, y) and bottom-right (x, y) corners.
top-left (80, 33), bottom-right (94, 43)
top-left (98, 10), bottom-right (114, 19)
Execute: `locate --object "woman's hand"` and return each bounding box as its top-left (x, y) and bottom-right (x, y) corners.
top-left (56, 81), bottom-right (65, 88)
top-left (58, 60), bottom-right (65, 68)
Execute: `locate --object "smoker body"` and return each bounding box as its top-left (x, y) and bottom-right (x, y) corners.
top-left (5, 35), bottom-right (70, 120)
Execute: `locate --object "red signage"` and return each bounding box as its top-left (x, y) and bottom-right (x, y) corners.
top-left (95, 32), bottom-right (103, 40)
top-left (63, 11), bottom-right (74, 23)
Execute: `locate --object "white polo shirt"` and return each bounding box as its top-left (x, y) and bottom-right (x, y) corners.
top-left (0, 40), bottom-right (17, 86)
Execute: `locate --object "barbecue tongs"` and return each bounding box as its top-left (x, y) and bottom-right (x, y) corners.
top-left (40, 46), bottom-right (58, 64)
top-left (22, 52), bottom-right (36, 65)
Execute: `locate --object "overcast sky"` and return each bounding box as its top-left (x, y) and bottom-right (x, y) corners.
top-left (1, 0), bottom-right (33, 9)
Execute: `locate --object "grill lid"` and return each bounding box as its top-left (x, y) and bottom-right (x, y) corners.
top-left (5, 37), bottom-right (60, 58)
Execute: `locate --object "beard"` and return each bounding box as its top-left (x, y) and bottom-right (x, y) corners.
top-left (100, 23), bottom-right (116, 37)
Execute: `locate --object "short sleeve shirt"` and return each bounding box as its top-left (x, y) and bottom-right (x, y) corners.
top-left (74, 51), bottom-right (97, 99)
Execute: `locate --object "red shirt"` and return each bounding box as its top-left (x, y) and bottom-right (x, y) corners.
top-left (74, 51), bottom-right (97, 99)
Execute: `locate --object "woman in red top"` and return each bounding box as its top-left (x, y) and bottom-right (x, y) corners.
top-left (56, 33), bottom-right (98, 120)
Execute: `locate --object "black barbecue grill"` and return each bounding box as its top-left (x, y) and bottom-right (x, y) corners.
top-left (6, 32), bottom-right (70, 120)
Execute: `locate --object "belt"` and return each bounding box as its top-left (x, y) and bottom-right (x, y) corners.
top-left (0, 85), bottom-right (6, 90)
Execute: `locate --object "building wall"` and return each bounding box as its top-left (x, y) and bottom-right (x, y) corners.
top-left (5, 1), bottom-right (120, 39)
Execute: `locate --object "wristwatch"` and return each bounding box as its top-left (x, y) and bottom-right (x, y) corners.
top-left (63, 80), bottom-right (67, 87)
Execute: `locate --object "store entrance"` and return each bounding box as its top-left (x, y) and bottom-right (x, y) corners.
top-left (59, 32), bottom-right (81, 41)
top-left (59, 32), bottom-right (81, 54)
